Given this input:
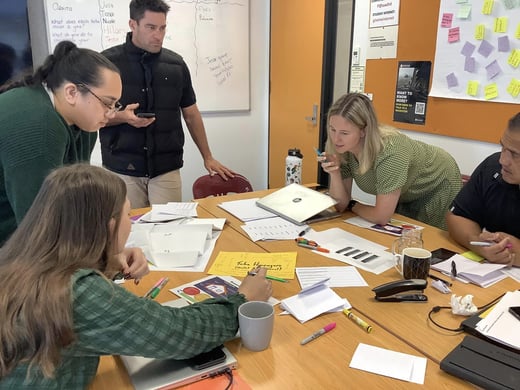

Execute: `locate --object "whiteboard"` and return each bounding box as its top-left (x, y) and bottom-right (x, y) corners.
top-left (43, 0), bottom-right (250, 112)
top-left (430, 0), bottom-right (520, 104)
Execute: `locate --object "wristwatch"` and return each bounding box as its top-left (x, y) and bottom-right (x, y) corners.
top-left (347, 199), bottom-right (358, 212)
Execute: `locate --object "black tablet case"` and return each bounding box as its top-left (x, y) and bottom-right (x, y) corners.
top-left (440, 336), bottom-right (520, 390)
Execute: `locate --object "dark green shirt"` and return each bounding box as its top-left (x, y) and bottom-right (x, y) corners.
top-left (0, 85), bottom-right (96, 244)
top-left (0, 269), bottom-right (246, 389)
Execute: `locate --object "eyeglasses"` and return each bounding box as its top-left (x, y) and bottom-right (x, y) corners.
top-left (76, 83), bottom-right (123, 114)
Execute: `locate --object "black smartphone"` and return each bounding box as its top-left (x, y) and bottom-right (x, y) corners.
top-left (509, 306), bottom-right (520, 322)
top-left (188, 346), bottom-right (226, 370)
top-left (136, 112), bottom-right (155, 118)
top-left (431, 247), bottom-right (458, 265)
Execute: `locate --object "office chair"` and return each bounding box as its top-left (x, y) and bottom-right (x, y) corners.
top-left (192, 173), bottom-right (253, 199)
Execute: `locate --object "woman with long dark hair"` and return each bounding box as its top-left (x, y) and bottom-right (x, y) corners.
top-left (0, 164), bottom-right (272, 388)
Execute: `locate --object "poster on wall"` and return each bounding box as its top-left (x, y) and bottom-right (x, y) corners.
top-left (369, 0), bottom-right (400, 28)
top-left (430, 0), bottom-right (520, 104)
top-left (393, 61), bottom-right (431, 125)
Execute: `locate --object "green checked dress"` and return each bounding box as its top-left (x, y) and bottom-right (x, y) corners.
top-left (340, 132), bottom-right (462, 230)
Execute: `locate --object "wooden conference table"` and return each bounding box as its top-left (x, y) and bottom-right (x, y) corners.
top-left (195, 189), bottom-right (519, 365)
top-left (89, 189), bottom-right (518, 389)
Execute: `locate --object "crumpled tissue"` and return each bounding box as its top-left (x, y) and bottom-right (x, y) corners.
top-left (450, 294), bottom-right (478, 316)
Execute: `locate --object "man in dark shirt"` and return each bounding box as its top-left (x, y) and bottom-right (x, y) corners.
top-left (100, 0), bottom-right (235, 207)
top-left (447, 112), bottom-right (520, 266)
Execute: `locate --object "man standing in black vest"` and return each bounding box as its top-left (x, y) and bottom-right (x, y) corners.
top-left (100, 0), bottom-right (235, 207)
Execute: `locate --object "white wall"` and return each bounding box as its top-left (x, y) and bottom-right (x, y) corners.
top-left (90, 0), bottom-right (270, 201)
top-left (350, 2), bottom-right (501, 204)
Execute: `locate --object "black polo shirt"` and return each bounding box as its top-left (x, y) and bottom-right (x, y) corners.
top-left (450, 152), bottom-right (520, 237)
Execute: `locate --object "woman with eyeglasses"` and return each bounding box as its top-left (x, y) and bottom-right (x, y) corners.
top-left (0, 163), bottom-right (273, 388)
top-left (0, 40), bottom-right (123, 246)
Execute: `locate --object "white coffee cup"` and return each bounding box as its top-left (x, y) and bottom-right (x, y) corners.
top-left (238, 301), bottom-right (274, 351)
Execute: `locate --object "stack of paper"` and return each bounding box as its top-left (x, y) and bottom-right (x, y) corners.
top-left (431, 254), bottom-right (508, 287)
top-left (475, 290), bottom-right (520, 350)
top-left (127, 219), bottom-right (224, 272)
top-left (149, 224), bottom-right (212, 267)
top-left (137, 202), bottom-right (198, 222)
top-left (280, 278), bottom-right (346, 323)
top-left (218, 198), bottom-right (276, 222)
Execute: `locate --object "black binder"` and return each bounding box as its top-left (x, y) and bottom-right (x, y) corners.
top-left (440, 336), bottom-right (520, 390)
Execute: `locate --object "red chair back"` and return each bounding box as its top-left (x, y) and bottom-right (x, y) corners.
top-left (192, 174), bottom-right (253, 199)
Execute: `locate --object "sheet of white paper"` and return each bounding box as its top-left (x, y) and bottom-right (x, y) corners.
top-left (280, 283), bottom-right (345, 323)
top-left (502, 267), bottom-right (520, 283)
top-left (152, 202), bottom-right (198, 216)
top-left (218, 198), bottom-right (277, 222)
top-left (475, 290), bottom-right (520, 350)
top-left (241, 217), bottom-right (308, 241)
top-left (350, 343), bottom-right (427, 384)
top-left (184, 218), bottom-right (226, 231)
top-left (296, 266), bottom-right (368, 288)
top-left (304, 228), bottom-right (394, 274)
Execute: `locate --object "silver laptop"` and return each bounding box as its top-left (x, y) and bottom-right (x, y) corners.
top-left (255, 183), bottom-right (339, 225)
top-left (120, 346), bottom-right (237, 390)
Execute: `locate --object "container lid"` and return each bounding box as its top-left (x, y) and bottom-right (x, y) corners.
top-left (288, 148), bottom-right (303, 158)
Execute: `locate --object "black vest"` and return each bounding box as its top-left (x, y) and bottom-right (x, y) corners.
top-left (100, 33), bottom-right (196, 178)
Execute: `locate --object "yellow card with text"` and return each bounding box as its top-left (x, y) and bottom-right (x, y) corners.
top-left (208, 251), bottom-right (297, 279)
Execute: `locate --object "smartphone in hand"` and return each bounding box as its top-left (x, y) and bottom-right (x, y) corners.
top-left (136, 112), bottom-right (155, 118)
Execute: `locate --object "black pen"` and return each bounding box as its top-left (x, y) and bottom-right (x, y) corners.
top-left (298, 226), bottom-right (311, 237)
top-left (428, 273), bottom-right (452, 287)
top-left (451, 260), bottom-right (457, 280)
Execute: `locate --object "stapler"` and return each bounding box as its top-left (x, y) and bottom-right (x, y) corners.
top-left (372, 279), bottom-right (428, 302)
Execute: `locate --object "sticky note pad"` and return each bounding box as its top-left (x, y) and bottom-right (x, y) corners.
top-left (461, 251), bottom-right (484, 261)
top-left (448, 27), bottom-right (460, 43)
top-left (461, 41), bottom-right (476, 57)
top-left (464, 57), bottom-right (476, 73)
top-left (498, 36), bottom-right (510, 52)
top-left (447, 72), bottom-right (458, 88)
top-left (485, 59), bottom-right (501, 80)
top-left (467, 81), bottom-right (479, 96)
top-left (482, 0), bottom-right (494, 15)
top-left (507, 79), bottom-right (520, 98)
top-left (503, 0), bottom-right (516, 9)
top-left (494, 17), bottom-right (508, 33)
top-left (457, 4), bottom-right (472, 19)
top-left (475, 24), bottom-right (485, 40)
top-left (441, 13), bottom-right (453, 28)
top-left (484, 83), bottom-right (499, 100)
top-left (509, 49), bottom-right (520, 68)
top-left (478, 40), bottom-right (494, 58)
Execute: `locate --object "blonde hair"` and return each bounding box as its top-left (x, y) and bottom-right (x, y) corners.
top-left (0, 164), bottom-right (126, 379)
top-left (325, 93), bottom-right (397, 174)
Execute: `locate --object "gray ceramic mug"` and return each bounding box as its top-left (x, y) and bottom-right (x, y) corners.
top-left (238, 301), bottom-right (274, 351)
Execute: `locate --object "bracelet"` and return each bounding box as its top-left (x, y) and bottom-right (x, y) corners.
top-left (347, 199), bottom-right (358, 212)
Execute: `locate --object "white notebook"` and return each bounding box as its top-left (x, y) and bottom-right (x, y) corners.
top-left (255, 184), bottom-right (338, 225)
top-left (280, 278), bottom-right (345, 323)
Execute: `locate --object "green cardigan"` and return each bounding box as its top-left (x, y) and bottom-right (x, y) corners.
top-left (0, 85), bottom-right (96, 244)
